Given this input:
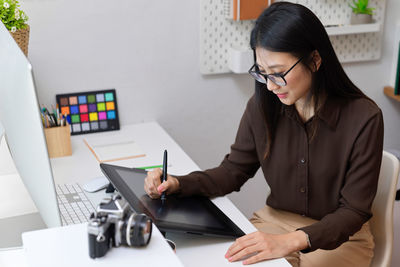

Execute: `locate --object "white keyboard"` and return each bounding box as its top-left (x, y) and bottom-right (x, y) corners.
top-left (56, 183), bottom-right (96, 225)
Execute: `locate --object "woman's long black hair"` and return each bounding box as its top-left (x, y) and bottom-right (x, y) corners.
top-left (251, 2), bottom-right (369, 158)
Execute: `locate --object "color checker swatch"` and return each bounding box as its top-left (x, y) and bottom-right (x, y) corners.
top-left (56, 89), bottom-right (120, 135)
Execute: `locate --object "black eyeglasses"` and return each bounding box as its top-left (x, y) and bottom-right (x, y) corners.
top-left (248, 57), bottom-right (303, 86)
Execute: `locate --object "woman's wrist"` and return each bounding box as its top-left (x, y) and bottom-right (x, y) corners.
top-left (285, 230), bottom-right (309, 253)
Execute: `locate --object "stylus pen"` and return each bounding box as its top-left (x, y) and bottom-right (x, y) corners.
top-left (161, 150), bottom-right (167, 203)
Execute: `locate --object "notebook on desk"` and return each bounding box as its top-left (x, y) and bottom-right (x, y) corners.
top-left (83, 135), bottom-right (146, 163)
top-left (100, 163), bottom-right (245, 238)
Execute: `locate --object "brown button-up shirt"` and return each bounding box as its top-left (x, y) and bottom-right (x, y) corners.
top-left (176, 94), bottom-right (383, 251)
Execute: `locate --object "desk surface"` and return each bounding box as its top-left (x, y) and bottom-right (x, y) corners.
top-left (1, 122), bottom-right (289, 267)
top-left (22, 223), bottom-right (184, 267)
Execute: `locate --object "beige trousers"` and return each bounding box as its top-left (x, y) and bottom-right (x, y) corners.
top-left (250, 206), bottom-right (374, 267)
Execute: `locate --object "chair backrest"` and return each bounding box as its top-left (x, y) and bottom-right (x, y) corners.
top-left (370, 151), bottom-right (400, 267)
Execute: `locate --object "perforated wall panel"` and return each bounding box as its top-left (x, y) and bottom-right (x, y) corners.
top-left (200, 0), bottom-right (386, 74)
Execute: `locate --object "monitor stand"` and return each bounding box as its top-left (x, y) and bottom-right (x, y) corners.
top-left (0, 213), bottom-right (46, 248)
top-left (0, 121), bottom-right (3, 144)
top-left (0, 122), bottom-right (46, 248)
top-left (0, 127), bottom-right (17, 175)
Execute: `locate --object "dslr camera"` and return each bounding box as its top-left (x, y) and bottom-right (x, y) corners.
top-left (88, 193), bottom-right (152, 259)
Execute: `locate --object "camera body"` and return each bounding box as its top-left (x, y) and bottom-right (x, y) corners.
top-left (88, 194), bottom-right (152, 259)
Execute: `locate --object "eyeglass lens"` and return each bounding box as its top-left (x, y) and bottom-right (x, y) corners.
top-left (250, 71), bottom-right (286, 86)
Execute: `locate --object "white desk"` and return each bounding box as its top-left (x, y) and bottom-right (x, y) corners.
top-left (1, 122), bottom-right (289, 267)
top-left (22, 223), bottom-right (184, 267)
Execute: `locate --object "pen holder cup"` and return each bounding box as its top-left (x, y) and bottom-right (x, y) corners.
top-left (44, 126), bottom-right (72, 158)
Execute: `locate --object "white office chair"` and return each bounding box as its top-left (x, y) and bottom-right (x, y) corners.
top-left (370, 151), bottom-right (400, 267)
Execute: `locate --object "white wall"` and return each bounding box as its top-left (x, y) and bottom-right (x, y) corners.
top-left (19, 0), bottom-right (400, 222)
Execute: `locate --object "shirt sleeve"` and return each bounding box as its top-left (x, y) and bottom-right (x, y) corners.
top-left (299, 110), bottom-right (384, 252)
top-left (175, 97), bottom-right (261, 197)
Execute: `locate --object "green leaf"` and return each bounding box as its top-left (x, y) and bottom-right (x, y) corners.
top-left (349, 0), bottom-right (374, 15)
top-left (0, 0), bottom-right (28, 29)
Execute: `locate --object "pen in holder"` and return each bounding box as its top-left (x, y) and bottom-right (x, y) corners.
top-left (44, 125), bottom-right (72, 158)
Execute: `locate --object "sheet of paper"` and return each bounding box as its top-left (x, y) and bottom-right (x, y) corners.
top-left (83, 134), bottom-right (145, 163)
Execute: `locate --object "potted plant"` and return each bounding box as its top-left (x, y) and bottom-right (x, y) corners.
top-left (0, 0), bottom-right (29, 56)
top-left (349, 0), bottom-right (374, 25)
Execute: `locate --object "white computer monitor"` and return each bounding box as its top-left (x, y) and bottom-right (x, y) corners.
top-left (0, 123), bottom-right (3, 144)
top-left (0, 22), bottom-right (61, 228)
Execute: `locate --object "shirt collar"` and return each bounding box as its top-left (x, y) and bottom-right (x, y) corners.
top-left (281, 97), bottom-right (342, 130)
top-left (318, 97), bottom-right (343, 130)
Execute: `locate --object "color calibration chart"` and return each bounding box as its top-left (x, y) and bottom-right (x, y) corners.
top-left (56, 89), bottom-right (120, 135)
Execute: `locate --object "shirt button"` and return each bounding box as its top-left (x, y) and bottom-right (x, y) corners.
top-left (300, 187), bottom-right (306, 193)
top-left (300, 158), bottom-right (306, 164)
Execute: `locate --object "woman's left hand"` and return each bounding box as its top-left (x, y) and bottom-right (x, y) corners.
top-left (225, 230), bottom-right (308, 265)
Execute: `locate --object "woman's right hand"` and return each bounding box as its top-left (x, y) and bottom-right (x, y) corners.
top-left (144, 168), bottom-right (180, 199)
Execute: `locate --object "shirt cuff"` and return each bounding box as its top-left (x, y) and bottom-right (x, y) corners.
top-left (297, 230), bottom-right (312, 253)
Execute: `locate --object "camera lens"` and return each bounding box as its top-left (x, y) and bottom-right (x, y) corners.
top-left (122, 213), bottom-right (152, 247)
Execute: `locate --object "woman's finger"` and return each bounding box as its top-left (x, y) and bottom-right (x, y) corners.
top-left (226, 232), bottom-right (258, 258)
top-left (157, 178), bottom-right (175, 194)
top-left (144, 169), bottom-right (163, 197)
top-left (145, 178), bottom-right (157, 194)
top-left (242, 251), bottom-right (265, 265)
top-left (228, 243), bottom-right (260, 262)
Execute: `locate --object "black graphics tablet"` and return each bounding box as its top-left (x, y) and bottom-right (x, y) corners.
top-left (100, 163), bottom-right (245, 238)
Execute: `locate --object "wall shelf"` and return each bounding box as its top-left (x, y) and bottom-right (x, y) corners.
top-left (200, 0), bottom-right (386, 74)
top-left (325, 22), bottom-right (380, 36)
top-left (383, 86), bottom-right (400, 102)
top-left (224, 21), bottom-right (383, 73)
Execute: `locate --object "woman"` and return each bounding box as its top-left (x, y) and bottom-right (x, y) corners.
top-left (144, 2), bottom-right (383, 266)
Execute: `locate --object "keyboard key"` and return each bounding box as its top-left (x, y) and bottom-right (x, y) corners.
top-left (83, 200), bottom-right (93, 207)
top-left (67, 184), bottom-right (76, 193)
top-left (74, 184), bottom-right (83, 193)
top-left (78, 193), bottom-right (88, 200)
top-left (60, 185), bottom-right (69, 194)
top-left (57, 183), bottom-right (95, 225)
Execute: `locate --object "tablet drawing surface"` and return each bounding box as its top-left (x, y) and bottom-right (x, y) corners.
top-left (100, 163), bottom-right (245, 238)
